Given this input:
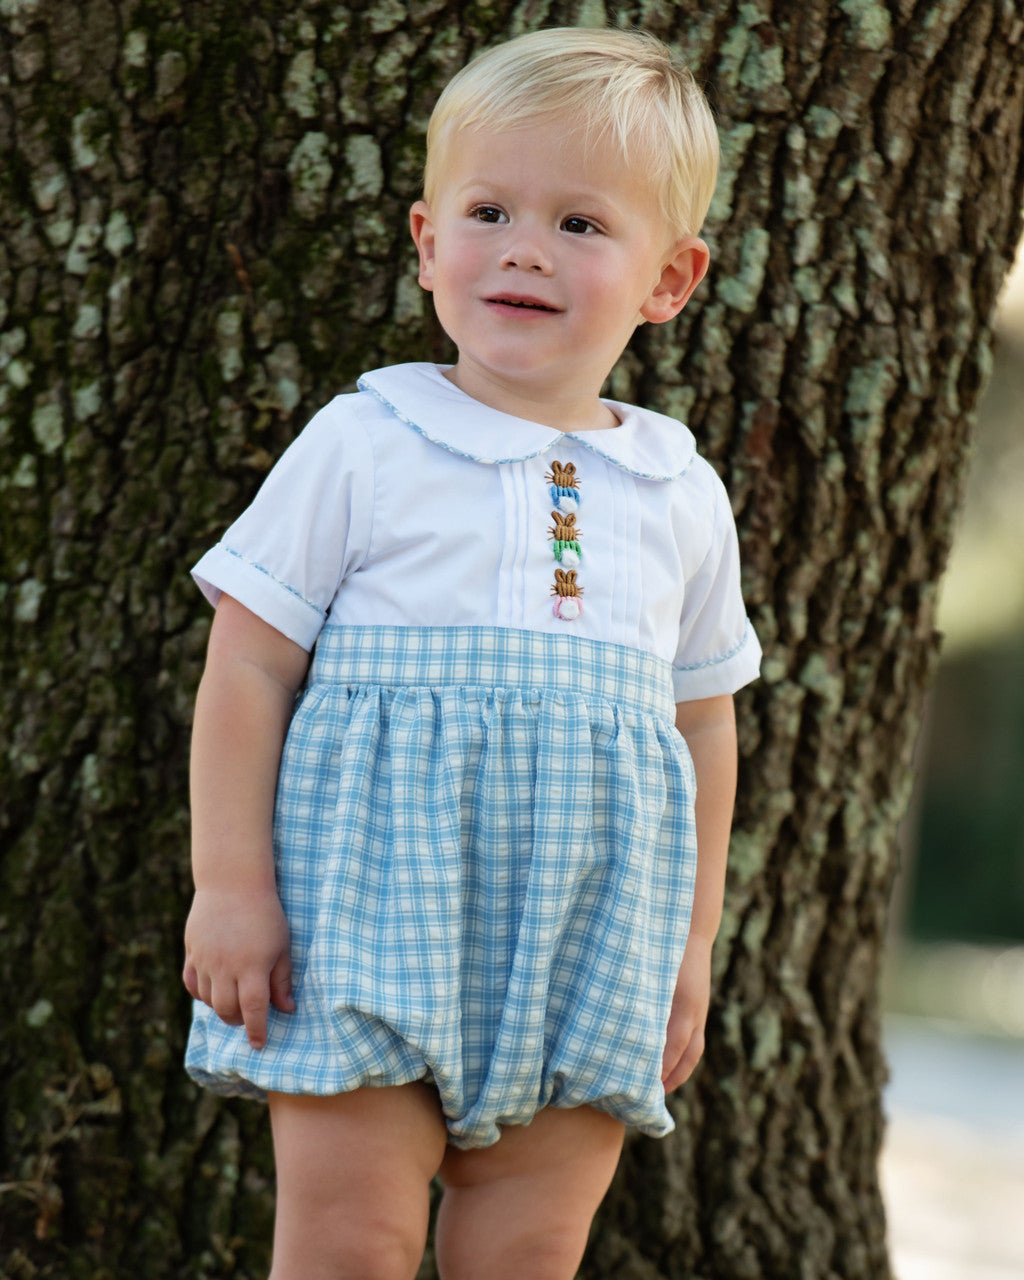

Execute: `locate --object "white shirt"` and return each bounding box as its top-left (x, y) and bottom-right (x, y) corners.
top-left (193, 362), bottom-right (761, 701)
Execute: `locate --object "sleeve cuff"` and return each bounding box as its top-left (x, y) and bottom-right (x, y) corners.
top-left (191, 544), bottom-right (326, 650)
top-left (672, 620), bottom-right (762, 701)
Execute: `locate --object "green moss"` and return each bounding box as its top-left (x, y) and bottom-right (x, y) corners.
top-left (1, 325), bottom-right (27, 361)
top-left (798, 653), bottom-right (842, 706)
top-left (71, 303), bottom-right (103, 340)
top-left (792, 219), bottom-right (821, 269)
top-left (31, 401), bottom-right (64, 454)
top-left (65, 220), bottom-right (103, 276)
top-left (25, 997), bottom-right (54, 1027)
top-left (14, 577), bottom-right (45, 623)
top-left (844, 355), bottom-right (898, 421)
top-left (344, 134), bottom-right (384, 201)
top-left (0, 0), bottom-right (42, 32)
top-left (807, 105), bottom-right (843, 141)
top-left (45, 215), bottom-right (75, 248)
top-left (748, 1003), bottom-right (782, 1071)
top-left (393, 270), bottom-right (426, 325)
top-left (366, 0), bottom-right (409, 34)
top-left (793, 266), bottom-right (822, 305)
top-left (103, 209), bottom-right (134, 256)
top-left (70, 108), bottom-right (108, 170)
top-left (758, 654), bottom-right (788, 683)
top-left (30, 163), bottom-right (70, 213)
top-left (155, 48), bottom-right (188, 99)
top-left (5, 455), bottom-right (36, 489)
top-left (283, 49), bottom-right (319, 119)
top-left (72, 381), bottom-right (103, 421)
top-left (122, 27), bottom-right (148, 68)
top-left (326, 4), bottom-right (352, 40)
top-left (839, 0), bottom-right (892, 51)
top-left (741, 905), bottom-right (770, 955)
top-left (716, 18), bottom-right (753, 90)
top-left (830, 276), bottom-right (857, 314)
top-left (575, 0), bottom-right (608, 27)
top-left (707, 123), bottom-right (756, 224)
top-left (728, 828), bottom-right (769, 886)
top-left (741, 38), bottom-right (784, 94)
top-left (372, 33), bottom-right (419, 115)
top-left (784, 147), bottom-right (816, 220)
top-left (287, 132), bottom-right (333, 219)
top-left (5, 357), bottom-right (31, 390)
top-left (716, 228), bottom-right (770, 313)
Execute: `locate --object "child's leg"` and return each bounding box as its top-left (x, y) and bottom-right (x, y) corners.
top-left (434, 1105), bottom-right (624, 1280)
top-left (267, 1082), bottom-right (447, 1280)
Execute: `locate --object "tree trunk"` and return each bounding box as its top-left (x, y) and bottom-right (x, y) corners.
top-left (1, 2), bottom-right (1021, 1277)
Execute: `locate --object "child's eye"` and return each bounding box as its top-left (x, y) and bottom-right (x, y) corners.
top-left (470, 205), bottom-right (507, 224)
top-left (561, 216), bottom-right (597, 235)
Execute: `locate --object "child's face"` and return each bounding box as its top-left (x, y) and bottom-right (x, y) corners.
top-left (410, 121), bottom-right (708, 427)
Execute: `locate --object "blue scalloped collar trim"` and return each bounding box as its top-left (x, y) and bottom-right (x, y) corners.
top-left (356, 363), bottom-right (696, 482)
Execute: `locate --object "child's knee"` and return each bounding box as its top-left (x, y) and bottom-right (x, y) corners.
top-left (272, 1205), bottom-right (427, 1280)
top-left (504, 1228), bottom-right (590, 1279)
top-left (435, 1185), bottom-right (592, 1280)
top-left (328, 1216), bottom-right (425, 1280)
top-left (439, 1104), bottom-right (623, 1197)
top-left (268, 1086), bottom-right (444, 1279)
top-left (435, 1108), bottom-right (624, 1280)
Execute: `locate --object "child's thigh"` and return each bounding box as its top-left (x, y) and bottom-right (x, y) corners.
top-left (268, 1083), bottom-right (447, 1277)
top-left (440, 1103), bottom-right (624, 1193)
top-left (436, 1105), bottom-right (624, 1278)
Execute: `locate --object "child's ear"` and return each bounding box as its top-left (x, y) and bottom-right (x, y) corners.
top-left (640, 237), bottom-right (711, 325)
top-left (409, 201), bottom-right (436, 292)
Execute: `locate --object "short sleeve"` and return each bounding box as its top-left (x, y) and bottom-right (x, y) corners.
top-left (672, 471), bottom-right (761, 701)
top-left (191, 397), bottom-right (374, 649)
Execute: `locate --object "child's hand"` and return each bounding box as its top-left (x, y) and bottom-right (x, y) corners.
top-left (661, 934), bottom-right (713, 1092)
top-left (182, 887), bottom-right (295, 1050)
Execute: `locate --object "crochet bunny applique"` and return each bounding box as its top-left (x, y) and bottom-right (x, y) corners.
top-left (551, 568), bottom-right (583, 621)
top-left (544, 461), bottom-right (585, 620)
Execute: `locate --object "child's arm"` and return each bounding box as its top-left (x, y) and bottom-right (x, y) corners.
top-left (661, 693), bottom-right (737, 1091)
top-left (182, 594), bottom-right (310, 1050)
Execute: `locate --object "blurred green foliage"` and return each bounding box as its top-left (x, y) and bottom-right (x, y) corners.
top-left (909, 315), bottom-right (1024, 945)
top-left (912, 633), bottom-right (1024, 943)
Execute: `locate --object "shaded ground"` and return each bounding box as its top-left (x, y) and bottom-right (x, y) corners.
top-left (882, 1015), bottom-right (1024, 1279)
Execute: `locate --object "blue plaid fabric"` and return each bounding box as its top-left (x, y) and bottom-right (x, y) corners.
top-left (186, 625), bottom-right (697, 1149)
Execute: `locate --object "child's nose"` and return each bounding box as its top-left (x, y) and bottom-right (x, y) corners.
top-left (499, 231), bottom-right (553, 274)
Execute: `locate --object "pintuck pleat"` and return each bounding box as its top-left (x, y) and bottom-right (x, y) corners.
top-left (186, 625), bottom-right (697, 1149)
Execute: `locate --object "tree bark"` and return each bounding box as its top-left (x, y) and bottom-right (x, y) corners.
top-left (1, 2), bottom-right (1021, 1277)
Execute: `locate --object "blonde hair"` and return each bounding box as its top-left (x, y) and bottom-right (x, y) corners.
top-left (423, 27), bottom-right (719, 238)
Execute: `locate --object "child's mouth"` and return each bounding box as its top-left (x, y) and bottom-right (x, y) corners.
top-left (488, 296), bottom-right (558, 312)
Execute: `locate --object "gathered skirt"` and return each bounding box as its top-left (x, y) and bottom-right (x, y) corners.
top-left (186, 625), bottom-right (697, 1149)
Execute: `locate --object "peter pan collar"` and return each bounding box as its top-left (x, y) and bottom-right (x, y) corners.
top-left (356, 363), bottom-right (696, 482)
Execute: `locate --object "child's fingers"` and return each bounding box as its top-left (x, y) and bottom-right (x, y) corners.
top-left (663, 1050), bottom-right (698, 1093)
top-left (209, 974), bottom-right (244, 1027)
top-left (661, 1024), bottom-right (705, 1093)
top-left (182, 962), bottom-right (200, 1001)
top-left (195, 969), bottom-right (214, 1010)
top-left (189, 963), bottom-right (282, 1049)
top-left (660, 1010), bottom-right (693, 1076)
top-left (237, 974), bottom-right (271, 1050)
top-left (660, 1034), bottom-right (686, 1089)
top-left (269, 952), bottom-right (296, 1013)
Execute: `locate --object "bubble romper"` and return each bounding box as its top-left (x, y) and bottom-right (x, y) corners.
top-left (185, 363), bottom-right (761, 1148)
